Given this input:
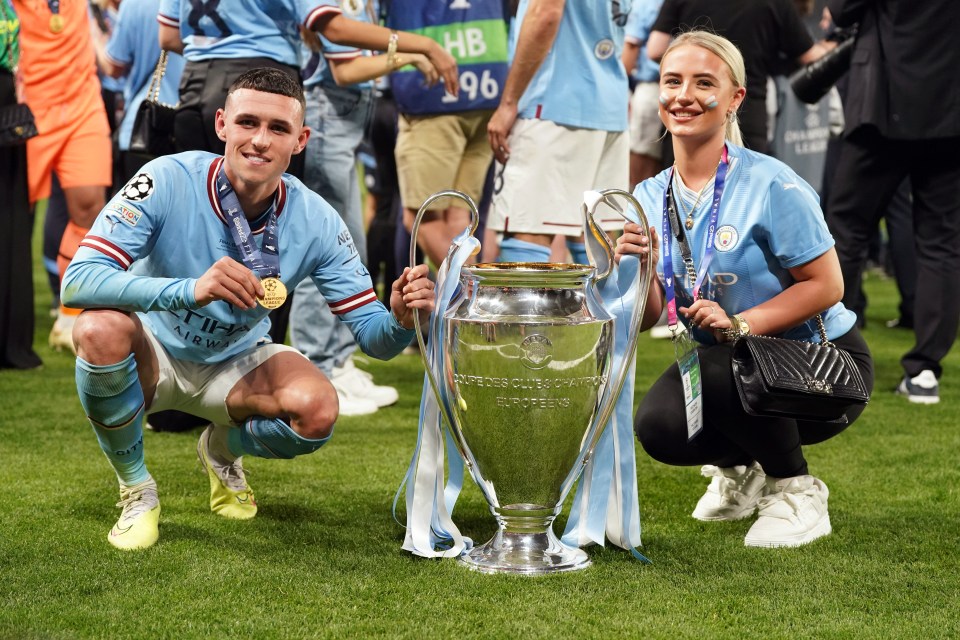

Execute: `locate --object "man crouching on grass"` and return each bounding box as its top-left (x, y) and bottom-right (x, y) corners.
top-left (61, 68), bottom-right (435, 550)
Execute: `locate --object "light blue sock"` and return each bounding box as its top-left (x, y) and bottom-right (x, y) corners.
top-left (75, 354), bottom-right (149, 486)
top-left (228, 417), bottom-right (332, 459)
top-left (566, 240), bottom-right (588, 265)
top-left (498, 237), bottom-right (551, 263)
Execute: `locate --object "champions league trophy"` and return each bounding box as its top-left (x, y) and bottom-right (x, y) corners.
top-left (405, 189), bottom-right (652, 575)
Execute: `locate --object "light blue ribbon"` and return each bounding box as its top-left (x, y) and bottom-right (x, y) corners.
top-left (561, 196), bottom-right (651, 563)
top-left (394, 231), bottom-right (479, 557)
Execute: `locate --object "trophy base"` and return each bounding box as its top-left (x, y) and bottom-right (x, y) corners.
top-left (458, 528), bottom-right (590, 575)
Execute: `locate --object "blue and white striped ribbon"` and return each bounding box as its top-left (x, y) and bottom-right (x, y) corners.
top-left (561, 196), bottom-right (649, 562)
top-left (394, 231), bottom-right (480, 557)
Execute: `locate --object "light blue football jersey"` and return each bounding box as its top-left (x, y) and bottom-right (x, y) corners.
top-left (514, 0), bottom-right (630, 131)
top-left (301, 0), bottom-right (376, 90)
top-left (62, 152), bottom-right (413, 364)
top-left (106, 0), bottom-right (185, 151)
top-left (157, 0), bottom-right (333, 66)
top-left (624, 0), bottom-right (661, 83)
top-left (633, 144), bottom-right (857, 344)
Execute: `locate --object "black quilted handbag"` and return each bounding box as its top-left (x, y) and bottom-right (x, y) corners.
top-left (0, 101), bottom-right (37, 146)
top-left (731, 316), bottom-right (869, 423)
top-left (129, 51), bottom-right (177, 157)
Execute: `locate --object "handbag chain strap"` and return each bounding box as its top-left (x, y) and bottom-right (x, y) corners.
top-left (815, 314), bottom-right (833, 348)
top-left (146, 50), bottom-right (177, 108)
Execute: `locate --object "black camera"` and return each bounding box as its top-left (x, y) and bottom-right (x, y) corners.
top-left (789, 26), bottom-right (858, 105)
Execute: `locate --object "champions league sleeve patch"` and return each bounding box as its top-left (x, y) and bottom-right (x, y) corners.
top-left (120, 172), bottom-right (156, 202)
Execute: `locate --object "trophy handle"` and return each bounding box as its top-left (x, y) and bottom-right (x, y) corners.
top-left (576, 189), bottom-right (653, 468)
top-left (408, 190), bottom-right (481, 459)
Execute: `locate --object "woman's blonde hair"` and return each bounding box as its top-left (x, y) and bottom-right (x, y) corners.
top-left (661, 31), bottom-right (747, 146)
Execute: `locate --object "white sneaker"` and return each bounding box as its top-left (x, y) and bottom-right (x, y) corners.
top-left (895, 369), bottom-right (939, 404)
top-left (692, 461), bottom-right (766, 521)
top-left (49, 312), bottom-right (77, 354)
top-left (744, 475), bottom-right (831, 548)
top-left (332, 359), bottom-right (399, 409)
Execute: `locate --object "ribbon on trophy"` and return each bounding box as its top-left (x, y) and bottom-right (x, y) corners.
top-left (393, 228), bottom-right (480, 558)
top-left (561, 190), bottom-right (651, 563)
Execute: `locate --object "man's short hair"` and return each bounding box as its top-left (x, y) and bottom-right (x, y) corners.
top-left (226, 68), bottom-right (307, 119)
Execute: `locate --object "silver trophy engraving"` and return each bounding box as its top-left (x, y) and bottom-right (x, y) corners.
top-left (410, 189), bottom-right (651, 574)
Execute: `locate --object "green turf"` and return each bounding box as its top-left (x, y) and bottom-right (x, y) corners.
top-left (1, 213), bottom-right (958, 639)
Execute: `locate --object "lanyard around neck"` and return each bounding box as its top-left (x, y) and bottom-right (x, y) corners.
top-left (216, 166), bottom-right (281, 279)
top-left (661, 145), bottom-right (730, 326)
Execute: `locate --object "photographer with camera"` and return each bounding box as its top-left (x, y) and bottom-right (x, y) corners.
top-left (824, 0), bottom-right (960, 405)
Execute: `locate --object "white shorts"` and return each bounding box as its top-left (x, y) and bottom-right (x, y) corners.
top-left (143, 326), bottom-right (305, 425)
top-left (629, 82), bottom-right (664, 159)
top-left (487, 118), bottom-right (629, 237)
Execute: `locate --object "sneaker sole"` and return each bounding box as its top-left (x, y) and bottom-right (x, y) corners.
top-left (744, 514), bottom-right (832, 548)
top-left (896, 387), bottom-right (939, 404)
top-left (692, 506), bottom-right (757, 522)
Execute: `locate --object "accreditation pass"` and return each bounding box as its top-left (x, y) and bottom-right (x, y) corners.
top-left (673, 330), bottom-right (704, 440)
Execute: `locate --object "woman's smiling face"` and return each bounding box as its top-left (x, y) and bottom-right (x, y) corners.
top-left (658, 44), bottom-right (745, 143)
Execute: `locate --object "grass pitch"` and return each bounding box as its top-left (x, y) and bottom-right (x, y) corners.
top-left (1, 219), bottom-right (958, 639)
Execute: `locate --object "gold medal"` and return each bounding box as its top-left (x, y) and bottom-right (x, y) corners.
top-left (49, 14), bottom-right (65, 34)
top-left (258, 277), bottom-right (287, 310)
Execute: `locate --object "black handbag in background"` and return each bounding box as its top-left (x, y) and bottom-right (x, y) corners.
top-left (0, 101), bottom-right (37, 146)
top-left (1, 24), bottom-right (37, 147)
top-left (789, 26), bottom-right (858, 105)
top-left (731, 315), bottom-right (869, 423)
top-left (130, 51), bottom-right (177, 157)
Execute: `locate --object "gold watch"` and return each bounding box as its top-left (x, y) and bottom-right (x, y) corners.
top-left (723, 314), bottom-right (751, 341)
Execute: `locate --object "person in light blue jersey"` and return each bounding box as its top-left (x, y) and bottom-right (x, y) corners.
top-left (290, 7), bottom-right (440, 417)
top-left (158, 0), bottom-right (457, 350)
top-left (622, 0), bottom-right (665, 186)
top-left (103, 0), bottom-right (185, 183)
top-left (616, 32), bottom-right (873, 549)
top-left (486, 0), bottom-right (631, 265)
top-left (158, 0), bottom-right (457, 158)
top-left (62, 68), bottom-right (436, 551)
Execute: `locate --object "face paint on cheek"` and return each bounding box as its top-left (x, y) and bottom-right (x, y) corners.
top-left (659, 94), bottom-right (669, 106)
top-left (705, 95), bottom-right (719, 109)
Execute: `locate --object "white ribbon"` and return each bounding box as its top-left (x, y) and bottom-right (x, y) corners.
top-left (395, 232), bottom-right (479, 558)
top-left (561, 193), bottom-right (648, 561)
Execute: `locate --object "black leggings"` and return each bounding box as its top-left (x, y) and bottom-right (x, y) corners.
top-left (634, 328), bottom-right (874, 478)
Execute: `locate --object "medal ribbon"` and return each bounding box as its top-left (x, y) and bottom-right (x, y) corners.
top-left (662, 146), bottom-right (729, 325)
top-left (47, 0), bottom-right (59, 15)
top-left (216, 167), bottom-right (281, 279)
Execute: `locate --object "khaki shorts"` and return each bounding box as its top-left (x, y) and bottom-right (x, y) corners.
top-left (143, 325), bottom-right (306, 426)
top-left (26, 86), bottom-right (112, 202)
top-left (629, 82), bottom-right (664, 159)
top-left (487, 118), bottom-right (629, 236)
top-left (395, 110), bottom-right (494, 212)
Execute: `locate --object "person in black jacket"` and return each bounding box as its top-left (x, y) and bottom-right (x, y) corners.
top-left (825, 0), bottom-right (960, 405)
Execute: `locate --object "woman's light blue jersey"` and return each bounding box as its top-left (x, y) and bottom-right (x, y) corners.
top-left (633, 144), bottom-right (857, 343)
top-left (63, 152), bottom-right (413, 364)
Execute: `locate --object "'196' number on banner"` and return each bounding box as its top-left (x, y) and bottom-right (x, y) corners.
top-left (442, 69), bottom-right (499, 103)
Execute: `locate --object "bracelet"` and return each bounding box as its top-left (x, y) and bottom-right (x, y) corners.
top-left (386, 30), bottom-right (399, 71)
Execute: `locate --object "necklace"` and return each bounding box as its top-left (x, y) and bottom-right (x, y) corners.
top-left (674, 165), bottom-right (719, 230)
